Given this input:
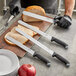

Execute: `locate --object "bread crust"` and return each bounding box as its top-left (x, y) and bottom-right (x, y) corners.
top-left (4, 32), bottom-right (28, 46)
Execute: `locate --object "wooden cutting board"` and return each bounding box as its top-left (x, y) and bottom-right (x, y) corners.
top-left (0, 17), bottom-right (52, 57)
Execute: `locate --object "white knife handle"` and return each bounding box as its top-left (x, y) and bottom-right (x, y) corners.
top-left (33, 52), bottom-right (51, 67)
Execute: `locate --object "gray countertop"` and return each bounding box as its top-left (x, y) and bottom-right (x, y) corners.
top-left (19, 19), bottom-right (76, 76)
top-left (0, 12), bottom-right (76, 76)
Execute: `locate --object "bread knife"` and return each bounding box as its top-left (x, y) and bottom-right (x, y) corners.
top-left (6, 36), bottom-right (51, 67)
top-left (23, 11), bottom-right (54, 23)
top-left (18, 20), bottom-right (68, 49)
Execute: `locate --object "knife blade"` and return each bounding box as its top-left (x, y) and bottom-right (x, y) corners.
top-left (16, 28), bottom-right (70, 67)
top-left (6, 36), bottom-right (51, 67)
top-left (23, 11), bottom-right (54, 23)
top-left (5, 15), bottom-right (15, 27)
top-left (18, 20), bottom-right (68, 49)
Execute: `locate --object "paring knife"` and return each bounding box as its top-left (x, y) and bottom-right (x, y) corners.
top-left (15, 28), bottom-right (70, 67)
top-left (6, 36), bottom-right (51, 67)
top-left (18, 20), bottom-right (68, 49)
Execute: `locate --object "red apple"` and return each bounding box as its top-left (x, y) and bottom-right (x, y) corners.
top-left (18, 64), bottom-right (36, 76)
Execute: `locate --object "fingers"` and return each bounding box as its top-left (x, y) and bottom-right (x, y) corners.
top-left (55, 16), bottom-right (71, 29)
top-left (54, 16), bottom-right (62, 20)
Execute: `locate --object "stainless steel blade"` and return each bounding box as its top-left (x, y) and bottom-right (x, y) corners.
top-left (16, 28), bottom-right (54, 55)
top-left (6, 36), bottom-right (35, 55)
top-left (23, 11), bottom-right (54, 23)
top-left (18, 20), bottom-right (52, 41)
top-left (7, 15), bottom-right (14, 23)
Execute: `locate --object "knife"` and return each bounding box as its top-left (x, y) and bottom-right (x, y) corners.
top-left (15, 28), bottom-right (70, 67)
top-left (23, 11), bottom-right (54, 23)
top-left (18, 20), bottom-right (68, 49)
top-left (5, 6), bottom-right (20, 27)
top-left (6, 36), bottom-right (51, 67)
top-left (5, 15), bottom-right (15, 27)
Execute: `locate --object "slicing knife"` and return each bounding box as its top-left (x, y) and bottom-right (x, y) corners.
top-left (23, 11), bottom-right (54, 23)
top-left (18, 20), bottom-right (68, 49)
top-left (6, 36), bottom-right (51, 67)
top-left (15, 28), bottom-right (70, 67)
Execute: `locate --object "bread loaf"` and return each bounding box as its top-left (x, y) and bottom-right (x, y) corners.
top-left (22, 5), bottom-right (46, 22)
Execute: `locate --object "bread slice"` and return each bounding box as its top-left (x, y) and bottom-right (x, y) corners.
top-left (4, 24), bottom-right (39, 45)
top-left (4, 32), bottom-right (28, 45)
top-left (11, 25), bottom-right (39, 36)
top-left (18, 24), bottom-right (39, 36)
top-left (22, 5), bottom-right (46, 22)
top-left (11, 26), bottom-right (18, 33)
top-left (17, 25), bottom-right (34, 36)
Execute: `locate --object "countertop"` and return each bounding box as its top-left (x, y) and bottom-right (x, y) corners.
top-left (0, 11), bottom-right (76, 76)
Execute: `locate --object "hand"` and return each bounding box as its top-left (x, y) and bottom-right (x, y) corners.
top-left (54, 15), bottom-right (72, 29)
top-left (10, 6), bottom-right (20, 15)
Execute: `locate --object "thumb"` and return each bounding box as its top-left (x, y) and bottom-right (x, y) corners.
top-left (55, 16), bottom-right (62, 20)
